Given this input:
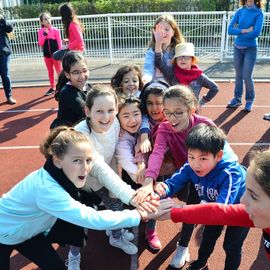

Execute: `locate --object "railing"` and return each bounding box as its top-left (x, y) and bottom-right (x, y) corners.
top-left (8, 11), bottom-right (270, 64)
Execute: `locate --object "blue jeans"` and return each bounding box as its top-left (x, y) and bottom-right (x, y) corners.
top-left (0, 54), bottom-right (12, 99)
top-left (233, 46), bottom-right (257, 103)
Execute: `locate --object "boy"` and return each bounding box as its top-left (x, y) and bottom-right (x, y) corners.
top-left (155, 124), bottom-right (249, 270)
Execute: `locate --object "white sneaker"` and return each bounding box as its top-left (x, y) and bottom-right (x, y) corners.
top-left (109, 236), bottom-right (138, 255)
top-left (106, 229), bottom-right (134, 241)
top-left (170, 245), bottom-right (190, 269)
top-left (65, 251), bottom-right (81, 270)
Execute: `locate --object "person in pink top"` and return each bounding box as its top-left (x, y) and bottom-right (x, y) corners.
top-left (160, 149), bottom-right (270, 264)
top-left (53, 2), bottom-right (85, 61)
top-left (134, 85), bottom-right (214, 262)
top-left (38, 12), bottom-right (62, 96)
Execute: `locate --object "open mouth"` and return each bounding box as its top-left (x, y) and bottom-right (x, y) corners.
top-left (78, 175), bottom-right (86, 181)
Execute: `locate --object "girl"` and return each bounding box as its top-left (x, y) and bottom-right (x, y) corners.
top-left (38, 12), bottom-right (62, 96)
top-left (154, 41), bottom-right (219, 112)
top-left (161, 149), bottom-right (270, 263)
top-left (111, 65), bottom-right (144, 97)
top-left (50, 51), bottom-right (90, 129)
top-left (227, 0), bottom-right (264, 112)
top-left (0, 126), bottom-right (170, 270)
top-left (66, 85), bottom-right (154, 268)
top-left (134, 85), bottom-right (215, 263)
top-left (53, 2), bottom-right (84, 60)
top-left (116, 95), bottom-right (146, 187)
top-left (143, 14), bottom-right (185, 83)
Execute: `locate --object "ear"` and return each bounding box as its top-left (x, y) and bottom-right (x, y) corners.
top-left (84, 106), bottom-right (90, 117)
top-left (52, 155), bottom-right (62, 169)
top-left (64, 71), bottom-right (71, 80)
top-left (216, 150), bottom-right (223, 162)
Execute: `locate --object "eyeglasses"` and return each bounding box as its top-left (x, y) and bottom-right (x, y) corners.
top-left (69, 69), bottom-right (89, 76)
top-left (163, 109), bottom-right (187, 118)
top-left (177, 56), bottom-right (192, 60)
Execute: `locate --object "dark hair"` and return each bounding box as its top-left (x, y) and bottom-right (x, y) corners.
top-left (111, 65), bottom-right (143, 95)
top-left (117, 94), bottom-right (141, 115)
top-left (185, 124), bottom-right (226, 156)
top-left (54, 51), bottom-right (87, 100)
top-left (40, 126), bottom-right (91, 159)
top-left (164, 85), bottom-right (197, 112)
top-left (249, 150), bottom-right (270, 197)
top-left (240, 0), bottom-right (263, 8)
top-left (140, 80), bottom-right (169, 115)
top-left (59, 2), bottom-right (84, 38)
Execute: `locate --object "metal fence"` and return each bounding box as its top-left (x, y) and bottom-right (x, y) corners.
top-left (8, 11), bottom-right (270, 64)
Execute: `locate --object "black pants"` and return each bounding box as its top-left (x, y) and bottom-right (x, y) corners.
top-left (0, 233), bottom-right (66, 270)
top-left (198, 225), bottom-right (250, 270)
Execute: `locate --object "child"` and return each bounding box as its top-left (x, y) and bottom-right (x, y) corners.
top-left (162, 149), bottom-right (270, 262)
top-left (53, 2), bottom-right (84, 60)
top-left (155, 124), bottom-right (249, 270)
top-left (111, 65), bottom-right (144, 97)
top-left (154, 41), bottom-right (219, 112)
top-left (0, 126), bottom-right (171, 270)
top-left (143, 14), bottom-right (185, 83)
top-left (227, 0), bottom-right (264, 112)
top-left (116, 95), bottom-right (146, 187)
top-left (50, 51), bottom-right (90, 129)
top-left (66, 85), bottom-right (148, 268)
top-left (38, 12), bottom-right (62, 96)
top-left (134, 85), bottom-right (215, 252)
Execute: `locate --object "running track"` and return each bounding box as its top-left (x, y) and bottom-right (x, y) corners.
top-left (0, 83), bottom-right (269, 270)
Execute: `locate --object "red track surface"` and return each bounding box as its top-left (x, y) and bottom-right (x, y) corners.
top-left (0, 83), bottom-right (269, 270)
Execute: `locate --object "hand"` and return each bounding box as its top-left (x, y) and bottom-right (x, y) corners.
top-left (242, 26), bottom-right (253, 33)
top-left (130, 196), bottom-right (159, 213)
top-left (154, 182), bottom-right (168, 197)
top-left (140, 138), bottom-right (152, 154)
top-left (133, 178), bottom-right (154, 204)
top-left (138, 198), bottom-right (174, 222)
top-left (156, 200), bottom-right (186, 221)
top-left (153, 23), bottom-right (165, 48)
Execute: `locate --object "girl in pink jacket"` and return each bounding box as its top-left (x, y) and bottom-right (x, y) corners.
top-left (59, 2), bottom-right (84, 52)
top-left (38, 12), bottom-right (62, 96)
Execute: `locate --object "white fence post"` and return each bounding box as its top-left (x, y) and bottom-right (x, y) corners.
top-left (107, 15), bottom-right (113, 64)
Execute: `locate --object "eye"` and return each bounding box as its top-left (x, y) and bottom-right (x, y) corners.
top-left (86, 158), bottom-right (92, 165)
top-left (74, 159), bottom-right (81, 163)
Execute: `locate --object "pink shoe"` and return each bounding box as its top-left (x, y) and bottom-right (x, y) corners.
top-left (145, 230), bottom-right (161, 250)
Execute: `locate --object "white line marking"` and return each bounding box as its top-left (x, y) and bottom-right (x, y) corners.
top-left (0, 108), bottom-right (57, 113)
top-left (1, 143), bottom-right (269, 150)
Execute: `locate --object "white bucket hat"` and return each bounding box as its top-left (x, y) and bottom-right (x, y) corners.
top-left (173, 43), bottom-right (195, 59)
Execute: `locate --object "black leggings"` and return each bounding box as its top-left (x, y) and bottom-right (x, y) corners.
top-left (0, 234), bottom-right (66, 270)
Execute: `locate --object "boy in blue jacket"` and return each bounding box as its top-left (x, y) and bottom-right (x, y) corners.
top-left (155, 123), bottom-right (249, 270)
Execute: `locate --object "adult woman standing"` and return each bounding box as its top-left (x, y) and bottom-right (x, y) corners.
top-left (0, 15), bottom-right (15, 105)
top-left (227, 0), bottom-right (264, 112)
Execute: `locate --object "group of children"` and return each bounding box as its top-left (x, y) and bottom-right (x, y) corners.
top-left (1, 3), bottom-right (269, 270)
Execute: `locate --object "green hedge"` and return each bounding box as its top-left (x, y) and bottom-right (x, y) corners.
top-left (1, 0), bottom-right (220, 19)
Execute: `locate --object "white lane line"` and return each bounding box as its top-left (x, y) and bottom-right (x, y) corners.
top-left (1, 143), bottom-right (269, 150)
top-left (0, 108), bottom-right (57, 113)
top-left (0, 146), bottom-right (39, 150)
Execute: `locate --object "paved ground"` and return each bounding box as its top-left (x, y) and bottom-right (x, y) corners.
top-left (6, 57), bottom-right (270, 89)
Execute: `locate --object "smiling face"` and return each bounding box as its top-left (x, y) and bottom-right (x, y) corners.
top-left (118, 103), bottom-right (142, 134)
top-left (53, 142), bottom-right (93, 188)
top-left (121, 70), bottom-right (140, 96)
top-left (86, 95), bottom-right (117, 133)
top-left (240, 166), bottom-right (270, 229)
top-left (146, 93), bottom-right (164, 122)
top-left (163, 97), bottom-right (191, 132)
top-left (176, 56), bottom-right (192, 70)
top-left (188, 148), bottom-right (223, 177)
top-left (156, 21), bottom-right (175, 49)
top-left (65, 60), bottom-right (89, 90)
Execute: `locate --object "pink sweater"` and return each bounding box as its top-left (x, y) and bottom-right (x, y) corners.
top-left (38, 26), bottom-right (62, 50)
top-left (145, 114), bottom-right (214, 180)
top-left (68, 21), bottom-right (84, 52)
